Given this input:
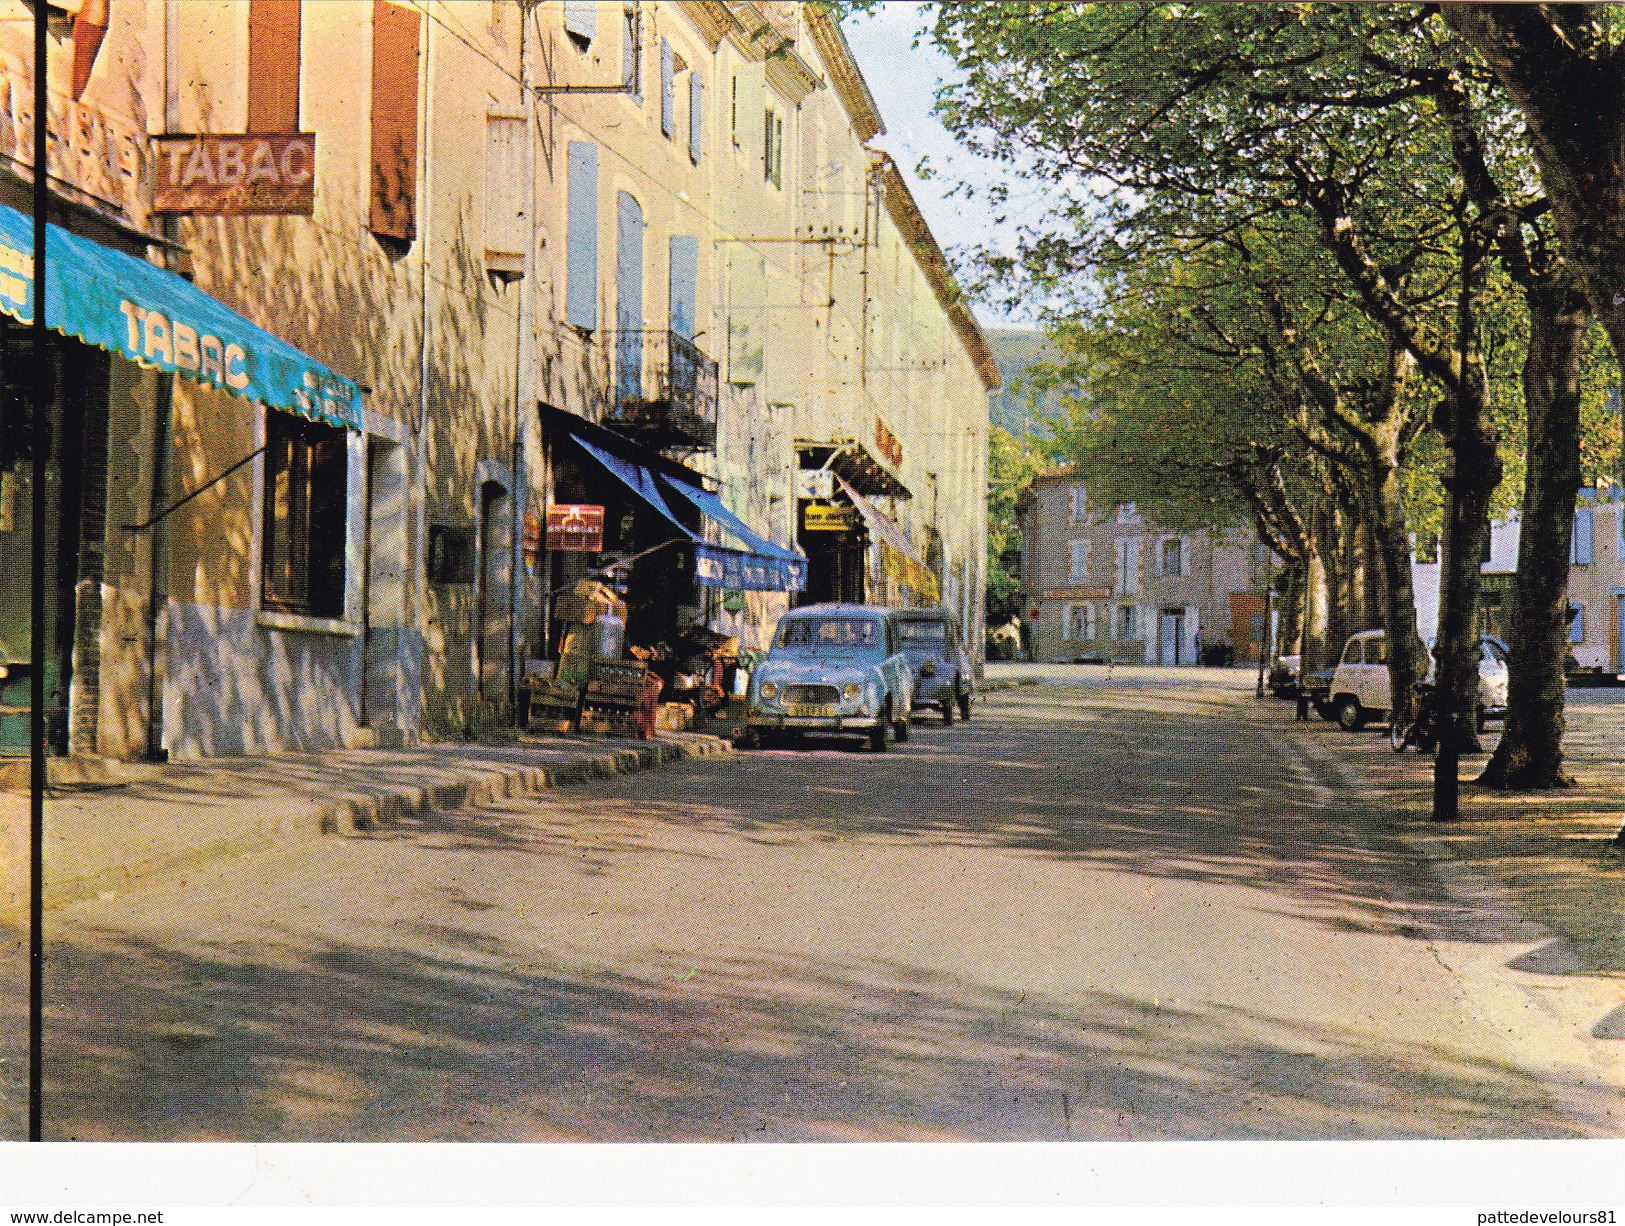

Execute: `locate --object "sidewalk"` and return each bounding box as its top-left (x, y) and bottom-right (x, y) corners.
top-left (1275, 688), bottom-right (1625, 1065)
top-left (0, 730), bottom-right (732, 924)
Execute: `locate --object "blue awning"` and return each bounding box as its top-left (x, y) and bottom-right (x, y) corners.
top-left (573, 434), bottom-right (805, 593)
top-left (659, 475), bottom-right (807, 593)
top-left (0, 202), bottom-right (362, 430)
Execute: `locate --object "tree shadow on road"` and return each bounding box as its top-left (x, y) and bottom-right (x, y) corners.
top-left (25, 923), bottom-right (1604, 1142)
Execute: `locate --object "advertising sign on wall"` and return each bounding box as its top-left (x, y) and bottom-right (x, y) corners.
top-left (546, 504), bottom-right (605, 552)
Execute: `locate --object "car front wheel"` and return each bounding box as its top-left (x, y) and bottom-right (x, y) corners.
top-left (958, 689), bottom-right (971, 721)
top-left (894, 707), bottom-right (910, 742)
top-left (869, 705), bottom-right (890, 752)
top-left (941, 696), bottom-right (955, 725)
top-left (1336, 696), bottom-right (1366, 731)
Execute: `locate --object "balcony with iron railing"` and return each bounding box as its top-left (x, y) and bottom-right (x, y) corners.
top-left (607, 330), bottom-right (718, 451)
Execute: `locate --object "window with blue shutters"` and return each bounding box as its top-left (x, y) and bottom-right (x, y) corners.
top-left (660, 39), bottom-right (674, 138)
top-left (669, 235), bottom-right (698, 340)
top-left (1572, 507), bottom-right (1594, 566)
top-left (615, 191), bottom-right (645, 403)
top-left (689, 75), bottom-right (703, 163)
top-left (566, 141), bottom-right (598, 331)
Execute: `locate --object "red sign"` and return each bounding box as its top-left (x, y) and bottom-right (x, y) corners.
top-left (153, 133), bottom-right (317, 215)
top-left (546, 504), bottom-right (605, 552)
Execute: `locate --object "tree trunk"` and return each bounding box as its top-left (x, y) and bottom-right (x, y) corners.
top-left (1479, 283), bottom-right (1587, 790)
top-left (1433, 411), bottom-right (1501, 816)
top-left (1369, 463), bottom-right (1426, 724)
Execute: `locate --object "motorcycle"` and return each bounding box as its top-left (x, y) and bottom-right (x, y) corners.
top-left (1389, 681), bottom-right (1440, 753)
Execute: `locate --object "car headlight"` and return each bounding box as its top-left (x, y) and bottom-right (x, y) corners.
top-left (842, 682), bottom-right (862, 702)
top-left (759, 681), bottom-right (778, 700)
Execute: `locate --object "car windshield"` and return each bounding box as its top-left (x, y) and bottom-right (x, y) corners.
top-left (897, 620), bottom-right (949, 653)
top-left (774, 616), bottom-right (883, 653)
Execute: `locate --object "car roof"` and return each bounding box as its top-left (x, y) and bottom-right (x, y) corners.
top-left (781, 603), bottom-right (890, 619)
top-left (893, 607), bottom-right (952, 621)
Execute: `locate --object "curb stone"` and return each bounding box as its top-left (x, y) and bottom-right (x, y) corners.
top-left (9, 733), bottom-right (733, 921)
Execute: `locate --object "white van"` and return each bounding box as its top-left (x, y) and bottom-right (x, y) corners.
top-left (1327, 629), bottom-right (1509, 731)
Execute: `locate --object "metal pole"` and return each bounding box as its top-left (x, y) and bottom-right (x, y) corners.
top-left (29, 0), bottom-right (47, 1143)
top-left (1255, 547), bottom-right (1272, 697)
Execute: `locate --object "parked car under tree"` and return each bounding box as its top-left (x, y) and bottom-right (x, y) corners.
top-left (746, 604), bottom-right (914, 751)
top-left (1327, 629), bottom-right (1509, 732)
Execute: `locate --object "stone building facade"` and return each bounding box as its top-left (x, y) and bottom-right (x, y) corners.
top-left (1015, 467), bottom-right (1270, 665)
top-left (0, 0), bottom-right (996, 765)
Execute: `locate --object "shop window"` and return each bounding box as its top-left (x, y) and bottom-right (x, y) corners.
top-left (763, 107), bottom-right (784, 188)
top-left (248, 0), bottom-right (302, 131)
top-left (566, 141), bottom-right (599, 330)
top-left (370, 0), bottom-right (421, 244)
top-left (563, 0), bottom-right (596, 49)
top-left (262, 410), bottom-right (347, 619)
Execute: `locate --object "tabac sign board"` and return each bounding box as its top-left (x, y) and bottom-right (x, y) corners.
top-left (802, 503), bottom-right (854, 532)
top-left (546, 504), bottom-right (605, 552)
top-left (152, 134), bottom-right (316, 215)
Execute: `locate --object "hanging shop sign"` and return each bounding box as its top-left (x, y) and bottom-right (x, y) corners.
top-left (152, 133), bottom-right (317, 215)
top-left (874, 415), bottom-right (903, 468)
top-left (802, 503), bottom-right (855, 531)
top-left (545, 503), bottom-right (605, 552)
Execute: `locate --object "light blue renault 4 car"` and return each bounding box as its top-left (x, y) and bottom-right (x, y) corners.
top-left (746, 603), bottom-right (914, 751)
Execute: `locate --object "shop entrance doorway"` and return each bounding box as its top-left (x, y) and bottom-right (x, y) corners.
top-left (0, 322), bottom-right (110, 757)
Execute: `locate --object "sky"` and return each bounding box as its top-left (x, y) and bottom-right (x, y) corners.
top-left (838, 3), bottom-right (1042, 329)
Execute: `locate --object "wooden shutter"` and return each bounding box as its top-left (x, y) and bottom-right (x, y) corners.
top-left (566, 141), bottom-right (599, 329)
top-left (660, 38), bottom-right (675, 137)
top-left (248, 0), bottom-right (302, 131)
top-left (669, 235), bottom-right (698, 339)
top-left (688, 74), bottom-right (703, 163)
top-left (370, 0), bottom-right (421, 242)
top-left (484, 113), bottom-right (526, 276)
top-left (70, 0), bottom-right (109, 101)
top-left (563, 0), bottom-right (597, 46)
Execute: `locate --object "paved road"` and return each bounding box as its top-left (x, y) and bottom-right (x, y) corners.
top-left (7, 670), bottom-right (1619, 1140)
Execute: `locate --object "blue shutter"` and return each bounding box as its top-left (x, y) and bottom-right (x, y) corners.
top-left (1573, 507), bottom-right (1594, 565)
top-left (689, 74), bottom-right (703, 163)
top-left (566, 141), bottom-right (598, 330)
top-left (1570, 603), bottom-right (1585, 643)
top-left (623, 7), bottom-right (641, 104)
top-left (669, 235), bottom-right (698, 340)
top-left (563, 0), bottom-right (596, 45)
top-left (660, 39), bottom-right (674, 138)
top-left (615, 191), bottom-right (645, 403)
